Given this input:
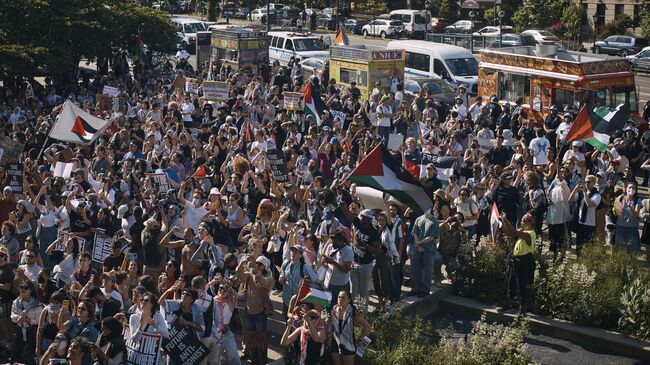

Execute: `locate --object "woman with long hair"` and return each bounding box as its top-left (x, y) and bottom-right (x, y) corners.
top-left (281, 302), bottom-right (326, 365)
top-left (92, 317), bottom-right (126, 365)
top-left (328, 290), bottom-right (370, 365)
top-left (9, 199), bottom-right (34, 246)
top-left (128, 292), bottom-right (169, 365)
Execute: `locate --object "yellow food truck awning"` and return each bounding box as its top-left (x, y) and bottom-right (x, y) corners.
top-left (480, 62), bottom-right (581, 82)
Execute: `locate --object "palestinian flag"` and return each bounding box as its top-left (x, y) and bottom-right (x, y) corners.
top-left (296, 280), bottom-right (332, 307)
top-left (490, 202), bottom-right (502, 244)
top-left (404, 153), bottom-right (456, 181)
top-left (49, 100), bottom-right (109, 144)
top-left (133, 31), bottom-right (150, 67)
top-left (565, 104), bottom-right (628, 152)
top-left (334, 25), bottom-right (349, 46)
top-left (349, 144), bottom-right (433, 214)
top-left (300, 80), bottom-right (327, 126)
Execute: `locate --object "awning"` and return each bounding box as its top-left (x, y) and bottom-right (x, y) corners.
top-left (480, 62), bottom-right (581, 82)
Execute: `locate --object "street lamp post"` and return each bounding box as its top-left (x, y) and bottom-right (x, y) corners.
top-left (469, 11), bottom-right (476, 54)
top-left (266, 0), bottom-right (270, 32)
top-left (498, 10), bottom-right (505, 47)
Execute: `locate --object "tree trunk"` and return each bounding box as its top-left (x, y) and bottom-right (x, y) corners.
top-left (207, 0), bottom-right (218, 21)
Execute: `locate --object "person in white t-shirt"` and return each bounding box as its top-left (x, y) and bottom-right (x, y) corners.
top-left (180, 94), bottom-right (195, 127)
top-left (556, 113), bottom-right (573, 143)
top-left (376, 95), bottom-right (393, 143)
top-left (563, 140), bottom-right (586, 177)
top-left (528, 129), bottom-right (551, 166)
top-left (568, 175), bottom-right (601, 255)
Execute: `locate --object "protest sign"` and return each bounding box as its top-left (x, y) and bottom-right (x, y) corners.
top-left (185, 78), bottom-right (200, 94)
top-left (6, 164), bottom-right (22, 192)
top-left (102, 85), bottom-right (119, 97)
top-left (163, 325), bottom-right (210, 365)
top-left (331, 110), bottom-right (346, 124)
top-left (148, 173), bottom-right (171, 194)
top-left (387, 134), bottom-right (404, 151)
top-left (284, 92), bottom-right (304, 111)
top-left (127, 332), bottom-right (162, 365)
top-left (203, 81), bottom-right (229, 102)
top-left (474, 137), bottom-right (517, 155)
top-left (55, 231), bottom-right (86, 252)
top-left (53, 162), bottom-right (74, 179)
top-left (0, 135), bottom-right (24, 163)
top-left (92, 232), bottom-right (114, 263)
top-left (267, 148), bottom-right (288, 183)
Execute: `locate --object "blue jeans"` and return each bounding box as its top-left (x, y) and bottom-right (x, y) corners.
top-left (411, 249), bottom-right (434, 294)
top-left (389, 263), bottom-right (402, 302)
top-left (378, 126), bottom-right (390, 145)
top-left (245, 311), bottom-right (267, 332)
top-left (217, 331), bottom-right (241, 365)
top-left (615, 225), bottom-right (640, 253)
top-left (465, 224), bottom-right (476, 244)
top-left (39, 225), bottom-right (57, 270)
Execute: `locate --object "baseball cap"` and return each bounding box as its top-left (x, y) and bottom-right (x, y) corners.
top-left (117, 205), bottom-right (129, 219)
top-left (290, 245), bottom-right (304, 254)
top-left (358, 209), bottom-right (374, 220)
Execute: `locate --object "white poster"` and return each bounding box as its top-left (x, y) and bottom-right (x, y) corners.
top-left (148, 173), bottom-right (171, 194)
top-left (185, 78), bottom-right (200, 94)
top-left (387, 134), bottom-right (404, 151)
top-left (53, 162), bottom-right (74, 179)
top-left (203, 81), bottom-right (229, 102)
top-left (92, 232), bottom-right (114, 263)
top-left (102, 85), bottom-right (119, 97)
top-left (330, 110), bottom-right (346, 124)
top-left (356, 187), bottom-right (386, 210)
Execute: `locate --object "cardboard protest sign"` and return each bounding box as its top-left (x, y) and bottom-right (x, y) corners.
top-left (267, 148), bottom-right (289, 183)
top-left (53, 162), bottom-right (74, 179)
top-left (387, 134), bottom-right (403, 151)
top-left (6, 164), bottom-right (22, 192)
top-left (163, 325), bottom-right (210, 365)
top-left (284, 92), bottom-right (304, 111)
top-left (202, 81), bottom-right (229, 102)
top-left (185, 78), bottom-right (200, 94)
top-left (102, 85), bottom-right (119, 97)
top-left (0, 135), bottom-right (24, 163)
top-left (148, 173), bottom-right (171, 194)
top-left (126, 332), bottom-right (162, 365)
top-left (92, 231), bottom-right (114, 263)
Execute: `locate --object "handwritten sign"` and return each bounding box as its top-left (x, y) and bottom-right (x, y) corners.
top-left (284, 92), bottom-right (304, 111)
top-left (55, 231), bottom-right (86, 252)
top-left (185, 78), bottom-right (200, 94)
top-left (267, 148), bottom-right (289, 183)
top-left (163, 325), bottom-right (209, 365)
top-left (330, 110), bottom-right (346, 123)
top-left (203, 81), bottom-right (229, 102)
top-left (102, 85), bottom-right (119, 97)
top-left (126, 332), bottom-right (162, 365)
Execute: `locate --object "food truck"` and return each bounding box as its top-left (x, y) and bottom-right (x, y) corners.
top-left (329, 45), bottom-right (405, 101)
top-left (478, 44), bottom-right (643, 124)
top-left (210, 26), bottom-right (269, 75)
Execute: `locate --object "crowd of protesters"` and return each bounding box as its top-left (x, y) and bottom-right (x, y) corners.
top-left (0, 43), bottom-right (649, 365)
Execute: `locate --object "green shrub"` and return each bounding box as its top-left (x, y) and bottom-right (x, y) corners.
top-left (360, 311), bottom-right (531, 365)
top-left (455, 236), bottom-right (511, 306)
top-left (619, 277), bottom-right (650, 341)
top-left (597, 14), bottom-right (633, 39)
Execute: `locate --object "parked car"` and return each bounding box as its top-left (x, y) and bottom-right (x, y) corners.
top-left (362, 19), bottom-right (405, 39)
top-left (343, 18), bottom-right (367, 35)
top-left (171, 17), bottom-right (207, 53)
top-left (316, 13), bottom-right (335, 30)
top-left (321, 7), bottom-right (333, 15)
top-left (250, 8), bottom-right (267, 22)
top-left (403, 77), bottom-right (457, 106)
top-left (628, 46), bottom-right (650, 71)
top-left (521, 29), bottom-right (559, 44)
top-left (485, 33), bottom-right (536, 48)
top-left (444, 20), bottom-right (480, 34)
top-left (234, 7), bottom-right (250, 18)
top-left (593, 35), bottom-right (648, 57)
top-left (472, 26), bottom-right (513, 37)
top-left (300, 58), bottom-right (327, 79)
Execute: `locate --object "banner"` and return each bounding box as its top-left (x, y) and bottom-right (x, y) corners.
top-left (203, 81), bottom-right (229, 102)
top-left (53, 162), bottom-right (74, 179)
top-left (284, 92), bottom-right (304, 111)
top-left (185, 78), bottom-right (200, 94)
top-left (126, 332), bottom-right (162, 365)
top-left (0, 135), bottom-right (24, 163)
top-left (6, 163), bottom-right (22, 192)
top-left (267, 148), bottom-right (289, 182)
top-left (148, 173), bottom-right (171, 194)
top-left (102, 85), bottom-right (119, 97)
top-left (474, 137), bottom-right (517, 155)
top-left (163, 325), bottom-right (210, 365)
top-left (92, 231), bottom-right (114, 263)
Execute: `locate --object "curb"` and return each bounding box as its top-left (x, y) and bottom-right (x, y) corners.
top-left (398, 284), bottom-right (453, 318)
top-left (438, 295), bottom-right (650, 363)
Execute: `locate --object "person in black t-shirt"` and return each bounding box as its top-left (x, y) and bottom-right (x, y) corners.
top-left (351, 209), bottom-right (381, 313)
top-left (488, 135), bottom-right (513, 167)
top-left (66, 199), bottom-right (92, 238)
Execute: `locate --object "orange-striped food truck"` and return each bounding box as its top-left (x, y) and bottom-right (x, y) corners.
top-left (478, 44), bottom-right (644, 126)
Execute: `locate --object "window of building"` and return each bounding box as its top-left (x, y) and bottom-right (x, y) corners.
top-left (554, 89), bottom-right (576, 112)
top-left (615, 4), bottom-right (625, 19)
top-left (498, 73), bottom-right (530, 105)
top-left (596, 4), bottom-right (606, 27)
top-left (634, 5), bottom-right (641, 27)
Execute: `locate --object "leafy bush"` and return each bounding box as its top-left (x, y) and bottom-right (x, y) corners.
top-left (359, 311), bottom-right (531, 365)
top-left (597, 14), bottom-right (633, 39)
top-left (455, 235), bottom-right (511, 306)
top-left (619, 277), bottom-right (650, 341)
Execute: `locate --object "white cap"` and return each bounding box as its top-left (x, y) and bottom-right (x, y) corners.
top-left (209, 187), bottom-right (220, 196)
top-left (117, 205), bottom-right (129, 219)
top-left (572, 140), bottom-right (584, 147)
top-left (256, 255), bottom-right (271, 272)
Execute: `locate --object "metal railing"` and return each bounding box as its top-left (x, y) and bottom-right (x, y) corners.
top-left (425, 33), bottom-right (496, 53)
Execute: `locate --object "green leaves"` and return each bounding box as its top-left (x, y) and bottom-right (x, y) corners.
top-left (618, 277), bottom-right (650, 341)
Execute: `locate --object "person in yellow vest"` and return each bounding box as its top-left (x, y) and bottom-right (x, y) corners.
top-left (500, 212), bottom-right (536, 314)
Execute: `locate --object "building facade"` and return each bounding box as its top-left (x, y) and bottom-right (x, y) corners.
top-left (577, 0), bottom-right (644, 37)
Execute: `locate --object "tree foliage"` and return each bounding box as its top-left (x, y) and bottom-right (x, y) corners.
top-left (512, 0), bottom-right (564, 32)
top-left (438, 0), bottom-right (457, 22)
top-left (0, 0), bottom-right (177, 81)
top-left (561, 4), bottom-right (584, 41)
top-left (598, 14), bottom-right (633, 39)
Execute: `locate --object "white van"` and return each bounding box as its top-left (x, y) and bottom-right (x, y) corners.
top-left (389, 10), bottom-right (431, 38)
top-left (386, 40), bottom-right (478, 95)
top-left (268, 31), bottom-right (329, 66)
top-left (171, 17), bottom-right (208, 52)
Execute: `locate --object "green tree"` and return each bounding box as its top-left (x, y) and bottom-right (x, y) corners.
top-left (642, 13), bottom-right (650, 41)
top-left (561, 4), bottom-right (584, 41)
top-left (598, 14), bottom-right (633, 39)
top-left (512, 0), bottom-right (564, 32)
top-left (0, 0), bottom-right (177, 84)
top-left (438, 0), bottom-right (457, 21)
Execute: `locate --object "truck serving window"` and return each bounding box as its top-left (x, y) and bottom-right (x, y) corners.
top-left (554, 89), bottom-right (574, 112)
top-left (498, 73), bottom-right (530, 105)
top-left (340, 68), bottom-right (368, 87)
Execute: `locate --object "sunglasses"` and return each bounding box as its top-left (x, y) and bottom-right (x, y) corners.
top-left (0, 254), bottom-right (7, 258)
top-left (19, 286), bottom-right (30, 290)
